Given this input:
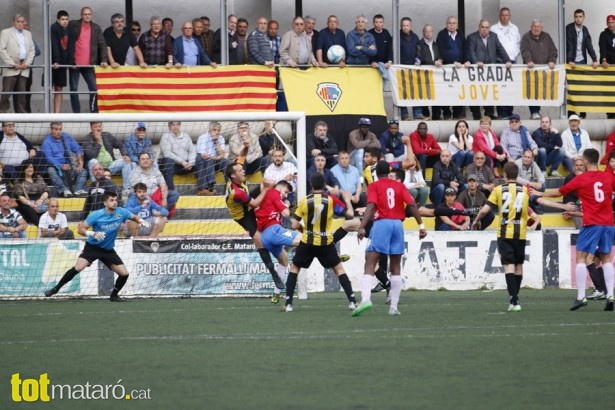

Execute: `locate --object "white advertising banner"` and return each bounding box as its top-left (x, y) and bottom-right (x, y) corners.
top-left (340, 231), bottom-right (544, 291)
top-left (389, 64), bottom-right (565, 107)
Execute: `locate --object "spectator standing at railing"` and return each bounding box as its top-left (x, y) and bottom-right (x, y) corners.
top-left (304, 16), bottom-right (318, 54)
top-left (67, 7), bottom-right (108, 113)
top-left (212, 15), bottom-right (238, 64)
top-left (566, 9), bottom-right (599, 119)
top-left (599, 15), bottom-right (615, 118)
top-left (346, 15), bottom-right (377, 66)
top-left (138, 16), bottom-right (174, 67)
top-left (234, 18), bottom-right (249, 65)
top-left (103, 13), bottom-right (147, 67)
top-left (419, 24), bottom-right (442, 120)
top-left (172, 21), bottom-right (217, 68)
top-left (158, 121), bottom-right (196, 191)
top-left (198, 16), bottom-right (214, 58)
top-left (17, 19), bottom-right (40, 114)
top-left (436, 16), bottom-right (466, 119)
top-left (0, 14), bottom-right (35, 114)
top-left (279, 17), bottom-right (318, 67)
top-left (248, 17), bottom-right (274, 68)
top-left (51, 10), bottom-right (70, 113)
top-left (162, 18), bottom-right (174, 42)
top-left (398, 17), bottom-right (423, 121)
top-left (369, 14), bottom-right (393, 69)
top-left (267, 21), bottom-right (281, 65)
top-left (490, 7), bottom-right (520, 119)
top-left (520, 19), bottom-right (558, 120)
top-left (316, 15), bottom-right (346, 67)
top-left (465, 19), bottom-right (512, 120)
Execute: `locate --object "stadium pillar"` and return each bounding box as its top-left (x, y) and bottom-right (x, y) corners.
top-left (125, 0), bottom-right (133, 24)
top-left (295, 0), bottom-right (302, 19)
top-left (458, 0), bottom-right (465, 33)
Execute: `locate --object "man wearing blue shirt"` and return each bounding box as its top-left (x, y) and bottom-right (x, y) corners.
top-left (45, 191), bottom-right (149, 301)
top-left (124, 182), bottom-right (168, 237)
top-left (41, 121), bottom-right (88, 198)
top-left (172, 21), bottom-right (217, 67)
top-left (316, 15), bottom-right (346, 67)
top-left (330, 151), bottom-right (364, 207)
top-left (346, 15), bottom-right (377, 65)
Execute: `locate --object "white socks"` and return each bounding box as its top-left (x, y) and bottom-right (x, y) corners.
top-left (576, 263), bottom-right (587, 300)
top-left (389, 276), bottom-right (402, 310)
top-left (603, 262), bottom-right (614, 298)
top-left (361, 275), bottom-right (373, 303)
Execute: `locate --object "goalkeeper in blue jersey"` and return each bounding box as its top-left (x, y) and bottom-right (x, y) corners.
top-left (44, 191), bottom-right (150, 301)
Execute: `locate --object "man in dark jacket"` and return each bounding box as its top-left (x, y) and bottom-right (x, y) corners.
top-left (566, 9), bottom-right (598, 118)
top-left (465, 19), bottom-right (512, 120)
top-left (532, 116), bottom-right (564, 177)
top-left (436, 16), bottom-right (466, 119)
top-left (80, 161), bottom-right (122, 220)
top-left (429, 149), bottom-right (467, 206)
top-left (306, 121), bottom-right (338, 169)
top-left (599, 15), bottom-right (615, 118)
top-left (67, 6), bottom-right (108, 113)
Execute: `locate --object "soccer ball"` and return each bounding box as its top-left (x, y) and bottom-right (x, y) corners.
top-left (327, 45), bottom-right (346, 64)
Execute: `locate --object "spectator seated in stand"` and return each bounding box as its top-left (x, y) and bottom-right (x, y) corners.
top-left (435, 188), bottom-right (471, 231)
top-left (0, 192), bottom-right (27, 238)
top-left (228, 121), bottom-right (266, 176)
top-left (195, 121), bottom-right (229, 196)
top-left (410, 121), bottom-right (441, 171)
top-left (124, 121), bottom-right (156, 169)
top-left (129, 152), bottom-right (179, 217)
top-left (13, 159), bottom-right (49, 226)
top-left (124, 182), bottom-right (168, 237)
top-left (456, 174), bottom-right (495, 230)
top-left (429, 149), bottom-right (467, 206)
top-left (158, 121), bottom-right (196, 191)
top-left (0, 121), bottom-right (46, 181)
top-left (38, 198), bottom-right (74, 239)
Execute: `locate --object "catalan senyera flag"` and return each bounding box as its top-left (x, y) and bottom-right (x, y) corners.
top-left (566, 64), bottom-right (615, 113)
top-left (95, 66), bottom-right (277, 112)
top-left (279, 67), bottom-right (385, 116)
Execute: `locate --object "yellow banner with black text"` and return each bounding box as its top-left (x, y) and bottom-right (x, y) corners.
top-left (389, 64), bottom-right (565, 107)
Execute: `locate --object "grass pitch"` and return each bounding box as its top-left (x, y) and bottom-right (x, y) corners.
top-left (2, 289), bottom-right (614, 410)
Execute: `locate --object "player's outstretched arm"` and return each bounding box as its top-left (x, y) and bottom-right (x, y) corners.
top-left (249, 181), bottom-right (272, 208)
top-left (407, 204), bottom-right (427, 238)
top-left (535, 197), bottom-right (577, 212)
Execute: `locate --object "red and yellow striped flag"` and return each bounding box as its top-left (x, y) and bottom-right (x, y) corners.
top-left (95, 66), bottom-right (277, 112)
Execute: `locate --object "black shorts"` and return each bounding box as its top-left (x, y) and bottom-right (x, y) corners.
top-left (52, 67), bottom-right (68, 88)
top-left (292, 242), bottom-right (341, 269)
top-left (79, 242), bottom-right (124, 267)
top-left (498, 238), bottom-right (527, 265)
top-left (236, 210), bottom-right (257, 237)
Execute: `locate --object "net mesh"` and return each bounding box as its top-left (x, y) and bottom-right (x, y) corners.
top-left (0, 112), bottom-right (306, 299)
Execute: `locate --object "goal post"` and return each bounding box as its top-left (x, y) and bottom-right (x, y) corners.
top-left (0, 111), bottom-right (308, 299)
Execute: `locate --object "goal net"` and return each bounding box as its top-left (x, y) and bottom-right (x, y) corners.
top-left (0, 112), bottom-right (307, 299)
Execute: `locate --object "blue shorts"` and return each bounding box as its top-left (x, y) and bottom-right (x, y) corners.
top-left (261, 224), bottom-right (300, 258)
top-left (576, 225), bottom-right (615, 254)
top-left (365, 219), bottom-right (405, 255)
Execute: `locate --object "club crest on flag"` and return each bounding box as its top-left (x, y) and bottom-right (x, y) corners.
top-left (316, 82), bottom-right (342, 112)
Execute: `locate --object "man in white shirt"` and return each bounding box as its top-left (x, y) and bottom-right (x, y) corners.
top-left (560, 114), bottom-right (594, 174)
top-left (490, 7), bottom-right (520, 119)
top-left (0, 121), bottom-right (38, 180)
top-left (195, 121), bottom-right (228, 196)
top-left (38, 198), bottom-right (74, 239)
top-left (263, 148), bottom-right (297, 200)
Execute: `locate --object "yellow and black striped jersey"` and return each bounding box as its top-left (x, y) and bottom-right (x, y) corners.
top-left (294, 192), bottom-right (347, 246)
top-left (225, 181), bottom-right (252, 220)
top-left (363, 164), bottom-right (377, 186)
top-left (487, 183), bottom-right (530, 240)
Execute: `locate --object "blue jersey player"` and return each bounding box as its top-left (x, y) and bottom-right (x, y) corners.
top-left (45, 191), bottom-right (150, 301)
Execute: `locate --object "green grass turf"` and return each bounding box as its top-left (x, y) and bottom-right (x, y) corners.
top-left (2, 289), bottom-right (615, 410)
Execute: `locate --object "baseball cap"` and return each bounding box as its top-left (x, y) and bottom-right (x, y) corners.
top-left (445, 187), bottom-right (456, 195)
top-left (467, 174), bottom-right (478, 181)
top-left (509, 113), bottom-right (521, 121)
top-left (135, 121), bottom-right (147, 129)
top-left (607, 15), bottom-right (615, 23)
top-left (358, 118), bottom-right (371, 126)
top-left (568, 114), bottom-right (581, 121)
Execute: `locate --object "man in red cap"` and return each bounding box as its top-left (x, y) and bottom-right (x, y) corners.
top-left (599, 15), bottom-right (615, 118)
